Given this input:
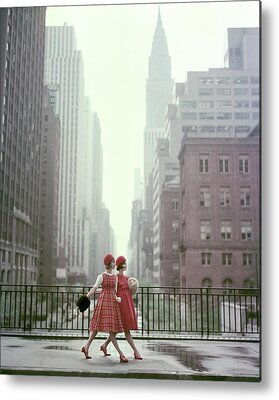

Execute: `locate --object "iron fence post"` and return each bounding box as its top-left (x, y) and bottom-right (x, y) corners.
top-left (147, 287), bottom-right (150, 335)
top-left (200, 288), bottom-right (204, 337)
top-left (29, 285), bottom-right (33, 332)
top-left (23, 285), bottom-right (28, 332)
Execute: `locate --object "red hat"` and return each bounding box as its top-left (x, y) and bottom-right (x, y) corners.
top-left (116, 256), bottom-right (126, 267)
top-left (103, 253), bottom-right (114, 266)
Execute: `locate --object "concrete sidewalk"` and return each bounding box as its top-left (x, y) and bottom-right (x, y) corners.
top-left (0, 336), bottom-right (260, 382)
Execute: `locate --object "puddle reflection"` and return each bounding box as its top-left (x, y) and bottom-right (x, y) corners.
top-left (147, 342), bottom-right (209, 372)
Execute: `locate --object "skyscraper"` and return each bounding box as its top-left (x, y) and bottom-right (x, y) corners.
top-left (39, 86), bottom-right (60, 285)
top-left (144, 7), bottom-right (173, 194)
top-left (0, 7), bottom-right (46, 284)
top-left (44, 24), bottom-right (85, 277)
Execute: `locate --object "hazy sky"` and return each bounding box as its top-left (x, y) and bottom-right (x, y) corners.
top-left (43, 0), bottom-right (260, 256)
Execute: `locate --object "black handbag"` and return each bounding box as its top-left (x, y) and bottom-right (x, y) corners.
top-left (76, 294), bottom-right (90, 312)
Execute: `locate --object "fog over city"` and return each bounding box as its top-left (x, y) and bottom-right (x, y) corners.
top-left (45, 0), bottom-right (259, 255)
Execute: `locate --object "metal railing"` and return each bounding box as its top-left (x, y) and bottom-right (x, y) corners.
top-left (0, 285), bottom-right (260, 340)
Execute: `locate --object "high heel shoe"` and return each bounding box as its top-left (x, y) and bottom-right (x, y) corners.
top-left (100, 345), bottom-right (111, 356)
top-left (134, 353), bottom-right (142, 360)
top-left (120, 354), bottom-right (128, 363)
top-left (81, 347), bottom-right (91, 359)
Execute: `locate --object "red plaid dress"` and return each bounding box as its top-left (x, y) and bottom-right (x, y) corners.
top-left (89, 273), bottom-right (124, 333)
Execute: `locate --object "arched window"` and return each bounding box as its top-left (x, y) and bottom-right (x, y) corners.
top-left (202, 278), bottom-right (212, 288)
top-left (7, 270), bottom-right (11, 283)
top-left (1, 269), bottom-right (5, 283)
top-left (243, 279), bottom-right (254, 288)
top-left (223, 278), bottom-right (233, 288)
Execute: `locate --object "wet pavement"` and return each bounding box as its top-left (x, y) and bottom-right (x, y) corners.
top-left (0, 336), bottom-right (260, 381)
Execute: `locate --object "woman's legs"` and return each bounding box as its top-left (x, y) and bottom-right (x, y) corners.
top-left (124, 330), bottom-right (141, 357)
top-left (100, 335), bottom-right (111, 356)
top-left (109, 331), bottom-right (127, 360)
top-left (84, 330), bottom-right (98, 352)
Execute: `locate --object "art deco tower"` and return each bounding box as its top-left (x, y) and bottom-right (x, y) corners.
top-left (144, 8), bottom-right (173, 193)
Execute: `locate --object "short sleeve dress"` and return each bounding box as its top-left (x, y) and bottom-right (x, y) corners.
top-left (117, 274), bottom-right (138, 330)
top-left (89, 272), bottom-right (124, 333)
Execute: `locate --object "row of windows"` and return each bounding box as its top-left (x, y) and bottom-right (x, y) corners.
top-left (198, 186), bottom-right (251, 208)
top-left (181, 112), bottom-right (259, 120)
top-left (182, 125), bottom-right (252, 135)
top-left (201, 252), bottom-right (254, 267)
top-left (200, 220), bottom-right (252, 241)
top-left (202, 277), bottom-right (255, 289)
top-left (1, 268), bottom-right (37, 284)
top-left (198, 76), bottom-right (259, 85)
top-left (197, 88), bottom-right (259, 96)
top-left (181, 100), bottom-right (259, 109)
top-left (198, 154), bottom-right (250, 174)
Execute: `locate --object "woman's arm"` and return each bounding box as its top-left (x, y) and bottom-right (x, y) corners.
top-left (86, 274), bottom-right (103, 299)
top-left (115, 276), bottom-right (121, 303)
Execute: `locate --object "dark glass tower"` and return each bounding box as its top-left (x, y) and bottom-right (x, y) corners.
top-left (0, 7), bottom-right (46, 284)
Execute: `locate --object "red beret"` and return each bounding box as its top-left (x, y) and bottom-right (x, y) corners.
top-left (116, 256), bottom-right (126, 267)
top-left (103, 253), bottom-right (114, 266)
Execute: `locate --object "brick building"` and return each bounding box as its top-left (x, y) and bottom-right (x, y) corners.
top-left (178, 130), bottom-right (260, 288)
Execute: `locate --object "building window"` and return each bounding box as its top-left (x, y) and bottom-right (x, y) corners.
top-left (172, 263), bottom-right (179, 271)
top-left (217, 101), bottom-right (232, 108)
top-left (251, 76), bottom-right (259, 84)
top-left (199, 88), bottom-right (214, 96)
top-left (216, 88), bottom-right (231, 95)
top-left (199, 125), bottom-right (215, 134)
top-left (235, 126), bottom-right (251, 135)
top-left (240, 187), bottom-right (251, 207)
top-left (243, 253), bottom-right (252, 266)
top-left (181, 112), bottom-right (197, 120)
top-left (199, 112), bottom-right (215, 120)
top-left (235, 112), bottom-right (250, 120)
top-left (217, 112), bottom-right (232, 120)
top-left (182, 125), bottom-right (197, 134)
top-left (200, 187), bottom-right (211, 207)
top-left (222, 253), bottom-right (232, 266)
top-left (200, 220), bottom-right (211, 240)
top-left (215, 77), bottom-right (231, 85)
top-left (234, 88), bottom-right (249, 95)
top-left (171, 199), bottom-right (179, 210)
top-left (234, 101), bottom-right (249, 108)
top-left (199, 77), bottom-right (213, 85)
top-left (199, 154), bottom-right (209, 173)
top-left (172, 242), bottom-right (179, 253)
top-left (223, 278), bottom-right (233, 288)
top-left (181, 100), bottom-right (197, 108)
top-left (219, 156), bottom-right (229, 173)
top-left (202, 278), bottom-right (212, 288)
top-left (241, 221), bottom-right (252, 240)
top-left (172, 220), bottom-right (179, 233)
top-left (221, 221), bottom-right (232, 240)
top-left (239, 155), bottom-right (249, 173)
top-left (243, 279), bottom-right (255, 288)
top-left (198, 101), bottom-right (214, 109)
top-left (201, 252), bottom-right (211, 266)
top-left (220, 187), bottom-right (231, 206)
top-left (251, 88), bottom-right (259, 96)
top-left (233, 76), bottom-right (248, 84)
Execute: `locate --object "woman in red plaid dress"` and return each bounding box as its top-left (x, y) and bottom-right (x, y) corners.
top-left (81, 253), bottom-right (128, 363)
top-left (100, 256), bottom-right (142, 360)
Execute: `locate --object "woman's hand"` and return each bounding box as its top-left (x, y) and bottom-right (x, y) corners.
top-left (116, 296), bottom-right (122, 303)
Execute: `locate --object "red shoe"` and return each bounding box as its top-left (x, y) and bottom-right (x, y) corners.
top-left (134, 353), bottom-right (142, 360)
top-left (81, 347), bottom-right (91, 359)
top-left (100, 345), bottom-right (111, 356)
top-left (120, 354), bottom-right (128, 363)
